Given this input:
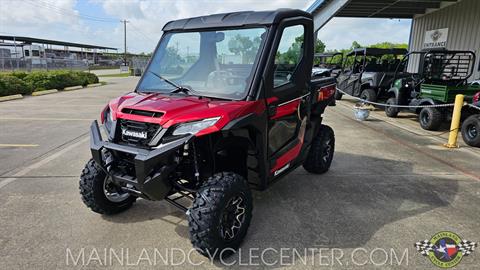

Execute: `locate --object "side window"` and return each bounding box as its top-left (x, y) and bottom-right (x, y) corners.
top-left (273, 25), bottom-right (305, 88)
top-left (24, 50), bottom-right (30, 57)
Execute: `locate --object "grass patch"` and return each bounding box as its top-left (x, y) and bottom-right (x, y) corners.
top-left (98, 73), bottom-right (130, 78)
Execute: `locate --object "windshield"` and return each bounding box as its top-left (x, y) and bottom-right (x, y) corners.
top-left (137, 28), bottom-right (266, 99)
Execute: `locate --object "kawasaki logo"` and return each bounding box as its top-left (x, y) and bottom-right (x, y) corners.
top-left (121, 129), bottom-right (147, 139)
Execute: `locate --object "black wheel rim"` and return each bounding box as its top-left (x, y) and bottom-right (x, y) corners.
top-left (220, 196), bottom-right (246, 241)
top-left (322, 138), bottom-right (333, 163)
top-left (466, 124), bottom-right (478, 139)
top-left (421, 112), bottom-right (430, 125)
top-left (103, 176), bottom-right (130, 203)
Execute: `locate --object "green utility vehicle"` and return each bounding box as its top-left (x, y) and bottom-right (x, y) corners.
top-left (384, 50), bottom-right (480, 130)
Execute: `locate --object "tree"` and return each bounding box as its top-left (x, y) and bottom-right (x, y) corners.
top-left (315, 39), bottom-right (326, 53)
top-left (228, 34), bottom-right (259, 64)
top-left (351, 41), bottom-right (362, 50)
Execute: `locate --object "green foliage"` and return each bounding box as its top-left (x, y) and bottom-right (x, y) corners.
top-left (228, 34), bottom-right (262, 64)
top-left (315, 39), bottom-right (326, 54)
top-left (0, 70), bottom-right (99, 97)
top-left (326, 41), bottom-right (409, 67)
top-left (368, 41), bottom-right (408, 49)
top-left (0, 75), bottom-right (34, 96)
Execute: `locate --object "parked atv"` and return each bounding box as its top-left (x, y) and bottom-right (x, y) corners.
top-left (461, 92), bottom-right (480, 147)
top-left (336, 47), bottom-right (408, 102)
top-left (384, 51), bottom-right (424, 117)
top-left (79, 9), bottom-right (336, 258)
top-left (406, 50), bottom-right (480, 130)
top-left (312, 52), bottom-right (343, 78)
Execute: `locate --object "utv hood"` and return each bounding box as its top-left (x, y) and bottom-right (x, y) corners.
top-left (108, 92), bottom-right (264, 130)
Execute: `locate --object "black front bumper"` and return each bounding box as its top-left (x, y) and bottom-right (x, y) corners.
top-left (90, 120), bottom-right (193, 200)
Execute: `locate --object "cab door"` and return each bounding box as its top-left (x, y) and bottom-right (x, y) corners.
top-left (263, 18), bottom-right (313, 177)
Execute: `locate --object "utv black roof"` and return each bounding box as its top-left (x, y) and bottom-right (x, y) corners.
top-left (347, 48), bottom-right (408, 56)
top-left (163, 9), bottom-right (311, 31)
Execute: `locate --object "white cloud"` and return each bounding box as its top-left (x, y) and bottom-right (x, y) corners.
top-left (0, 0), bottom-right (411, 53)
top-left (318, 17), bottom-right (411, 50)
top-left (96, 0), bottom-right (315, 52)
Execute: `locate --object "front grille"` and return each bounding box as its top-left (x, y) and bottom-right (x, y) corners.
top-left (118, 119), bottom-right (161, 147)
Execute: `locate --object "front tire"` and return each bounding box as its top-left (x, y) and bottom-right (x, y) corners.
top-left (188, 172), bottom-right (253, 258)
top-left (303, 125), bottom-right (335, 174)
top-left (419, 107), bottom-right (444, 131)
top-left (79, 159), bottom-right (136, 215)
top-left (385, 97), bottom-right (399, 118)
top-left (360, 88), bottom-right (377, 102)
top-left (461, 115), bottom-right (480, 147)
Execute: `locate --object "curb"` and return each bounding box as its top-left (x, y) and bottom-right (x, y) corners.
top-left (63, 85), bottom-right (83, 91)
top-left (31, 89), bottom-right (58, 96)
top-left (87, 83), bottom-right (102, 88)
top-left (0, 94), bottom-right (23, 102)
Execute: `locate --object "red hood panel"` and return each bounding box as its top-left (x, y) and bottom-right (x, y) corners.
top-left (109, 92), bottom-right (265, 134)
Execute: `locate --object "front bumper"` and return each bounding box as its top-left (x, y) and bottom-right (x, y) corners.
top-left (90, 120), bottom-right (193, 200)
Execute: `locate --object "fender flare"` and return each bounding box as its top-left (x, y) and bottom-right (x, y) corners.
top-left (414, 98), bottom-right (436, 113)
top-left (387, 87), bottom-right (400, 99)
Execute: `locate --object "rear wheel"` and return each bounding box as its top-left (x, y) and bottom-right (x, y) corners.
top-left (360, 88), bottom-right (377, 102)
top-left (303, 125), bottom-right (335, 174)
top-left (385, 97), bottom-right (399, 118)
top-left (334, 90), bottom-right (343, 100)
top-left (79, 159), bottom-right (136, 215)
top-left (461, 115), bottom-right (480, 147)
top-left (419, 107), bottom-right (444, 131)
top-left (188, 172), bottom-right (253, 258)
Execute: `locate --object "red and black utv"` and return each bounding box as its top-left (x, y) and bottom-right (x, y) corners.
top-left (80, 9), bottom-right (336, 257)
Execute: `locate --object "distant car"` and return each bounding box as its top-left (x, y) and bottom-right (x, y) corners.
top-left (311, 52), bottom-right (343, 78)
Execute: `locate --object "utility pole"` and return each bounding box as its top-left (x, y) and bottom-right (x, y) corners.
top-left (121, 19), bottom-right (129, 66)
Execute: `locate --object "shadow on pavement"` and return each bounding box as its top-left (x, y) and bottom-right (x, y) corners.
top-left (100, 152), bottom-right (458, 267)
top-left (218, 152), bottom-right (458, 267)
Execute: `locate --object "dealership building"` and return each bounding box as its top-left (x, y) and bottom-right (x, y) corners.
top-left (308, 0), bottom-right (480, 81)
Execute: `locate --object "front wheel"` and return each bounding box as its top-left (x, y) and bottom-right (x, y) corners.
top-left (360, 88), bottom-right (377, 102)
top-left (303, 125), bottom-right (335, 174)
top-left (419, 107), bottom-right (444, 131)
top-left (385, 97), bottom-right (399, 118)
top-left (461, 115), bottom-right (480, 147)
top-left (188, 172), bottom-right (253, 258)
top-left (79, 159), bottom-right (136, 215)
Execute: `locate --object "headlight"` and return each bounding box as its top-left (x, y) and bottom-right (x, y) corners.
top-left (172, 117), bottom-right (220, 136)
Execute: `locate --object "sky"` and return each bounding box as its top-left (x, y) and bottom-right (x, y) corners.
top-left (0, 0), bottom-right (411, 53)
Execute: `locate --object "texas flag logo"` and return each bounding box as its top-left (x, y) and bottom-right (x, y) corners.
top-left (414, 231), bottom-right (477, 268)
top-left (434, 239), bottom-right (459, 260)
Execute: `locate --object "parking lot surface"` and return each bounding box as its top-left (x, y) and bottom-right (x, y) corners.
top-left (0, 77), bottom-right (479, 269)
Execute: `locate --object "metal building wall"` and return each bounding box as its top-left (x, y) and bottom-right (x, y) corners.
top-left (409, 0), bottom-right (480, 81)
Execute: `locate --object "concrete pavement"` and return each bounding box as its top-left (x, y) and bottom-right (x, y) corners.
top-left (0, 77), bottom-right (479, 269)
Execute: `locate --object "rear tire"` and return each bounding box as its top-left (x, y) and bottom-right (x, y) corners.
top-left (303, 125), bottom-right (335, 174)
top-left (461, 115), bottom-right (480, 147)
top-left (360, 88), bottom-right (377, 102)
top-left (334, 90), bottom-right (343, 100)
top-left (419, 107), bottom-right (444, 131)
top-left (385, 97), bottom-right (399, 118)
top-left (188, 172), bottom-right (253, 258)
top-left (79, 159), bottom-right (136, 215)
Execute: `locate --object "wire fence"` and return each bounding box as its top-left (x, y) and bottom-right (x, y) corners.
top-left (0, 57), bottom-right (89, 72)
